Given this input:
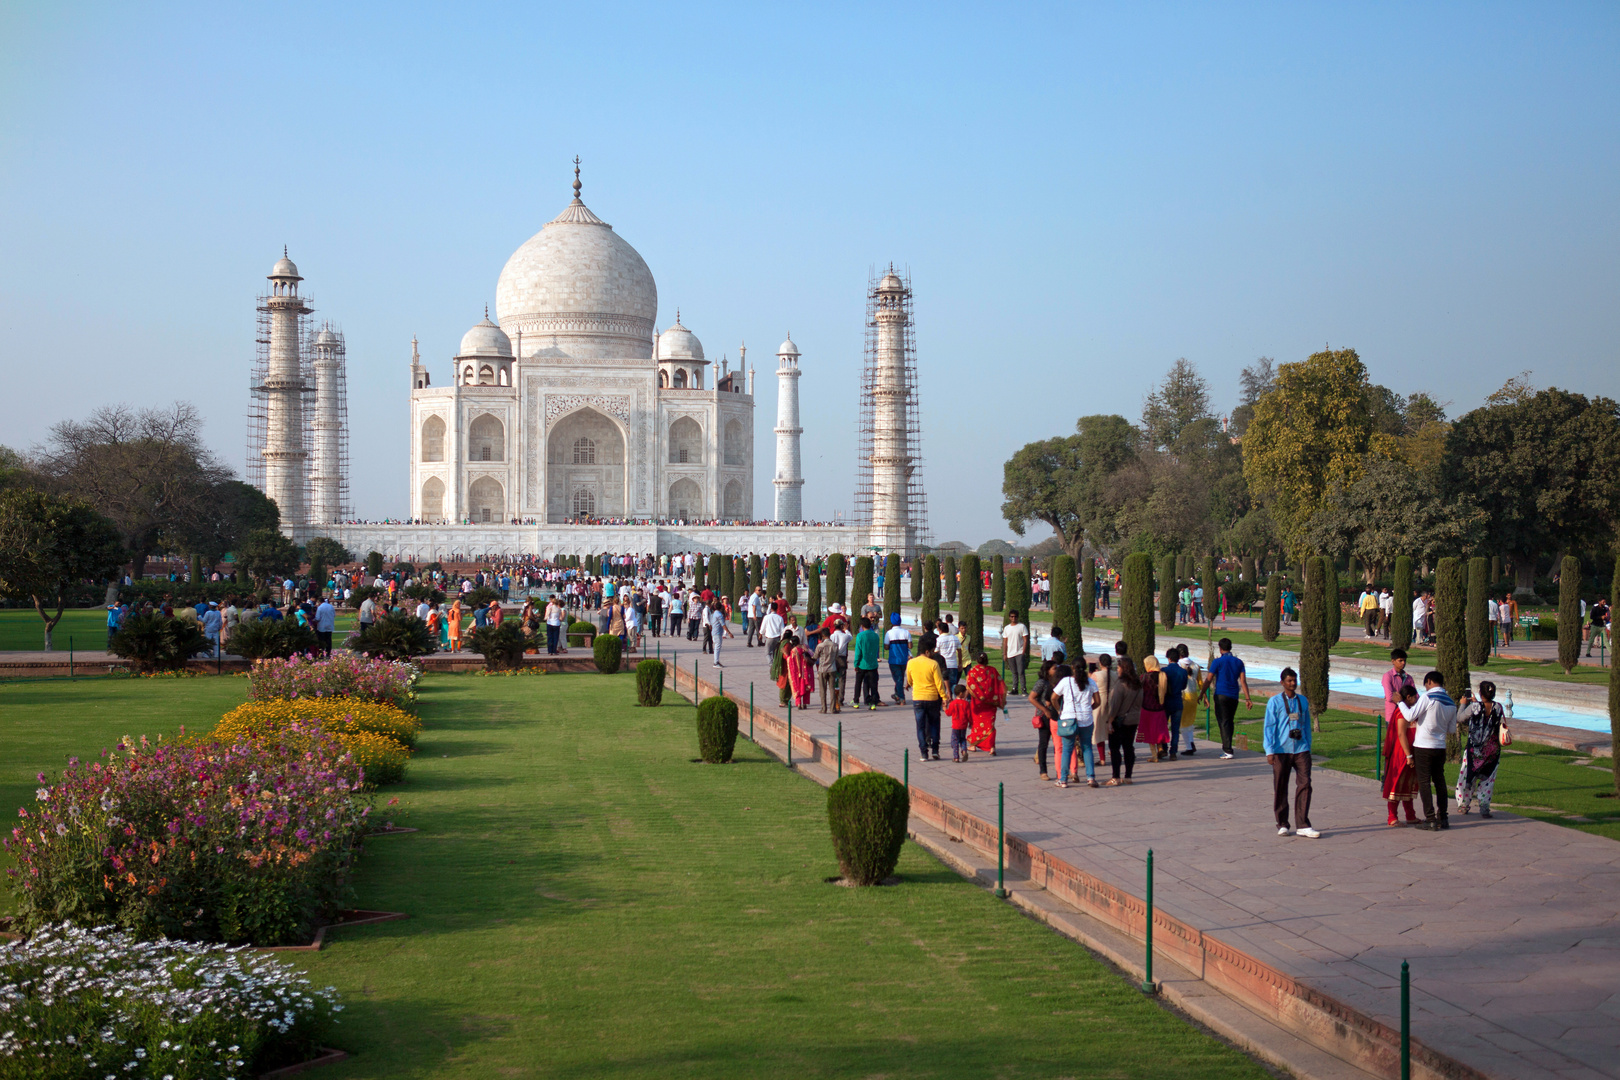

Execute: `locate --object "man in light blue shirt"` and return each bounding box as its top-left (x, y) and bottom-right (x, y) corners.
top-left (315, 597), bottom-right (337, 655)
top-left (201, 602), bottom-right (222, 657)
top-left (1263, 668), bottom-right (1318, 838)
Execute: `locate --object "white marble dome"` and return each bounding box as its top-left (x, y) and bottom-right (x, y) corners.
top-left (657, 316), bottom-right (704, 362)
top-left (777, 334), bottom-right (799, 357)
top-left (458, 315), bottom-right (513, 358)
top-left (495, 190), bottom-right (658, 361)
top-left (271, 254), bottom-right (300, 280)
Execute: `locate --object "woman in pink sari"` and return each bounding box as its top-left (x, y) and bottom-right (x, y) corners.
top-left (1381, 648), bottom-right (1419, 825)
top-left (1137, 655), bottom-right (1170, 762)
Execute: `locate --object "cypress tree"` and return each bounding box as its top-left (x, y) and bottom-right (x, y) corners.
top-left (1243, 556), bottom-right (1257, 594)
top-left (1159, 555), bottom-right (1177, 629)
top-left (990, 554), bottom-right (1005, 612)
top-left (1122, 553), bottom-right (1155, 665)
top-left (1175, 553), bottom-right (1186, 581)
top-left (1327, 560), bottom-right (1342, 646)
top-left (767, 553), bottom-right (782, 598)
top-left (807, 561), bottom-right (822, 625)
top-left (1080, 556), bottom-right (1096, 619)
top-left (1300, 556), bottom-right (1331, 724)
top-left (1435, 557), bottom-right (1470, 696)
top-left (1558, 555), bottom-right (1581, 674)
top-left (1051, 555), bottom-right (1080, 651)
top-left (944, 555), bottom-right (958, 603)
top-left (749, 554), bottom-right (764, 599)
top-left (852, 556), bottom-right (874, 614)
top-left (736, 555), bottom-right (750, 599)
top-left (1608, 553), bottom-right (1619, 794)
top-left (910, 559), bottom-right (923, 603)
top-left (786, 553), bottom-right (799, 607)
top-left (1467, 555), bottom-right (1491, 666)
top-left (958, 553), bottom-right (984, 658)
top-left (826, 553), bottom-right (846, 609)
top-left (719, 555), bottom-right (734, 607)
top-left (883, 553), bottom-right (901, 627)
top-left (1262, 573), bottom-right (1282, 641)
top-left (1201, 554), bottom-right (1217, 622)
top-left (1022, 556), bottom-right (1035, 597)
top-left (1491, 555), bottom-right (1502, 584)
top-left (921, 554), bottom-right (941, 628)
top-left (1392, 556), bottom-right (1414, 650)
top-left (1007, 567), bottom-right (1032, 630)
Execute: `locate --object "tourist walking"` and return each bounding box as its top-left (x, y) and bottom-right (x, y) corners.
top-left (1000, 610), bottom-right (1030, 695)
top-left (786, 634), bottom-right (815, 708)
top-left (1051, 662), bottom-right (1100, 788)
top-left (946, 684), bottom-right (973, 762)
top-left (1398, 671), bottom-right (1459, 830)
top-left (1161, 649), bottom-right (1187, 760)
top-left (1203, 638), bottom-right (1252, 759)
top-left (853, 616), bottom-right (882, 709)
top-left (905, 632), bottom-right (948, 760)
top-left (1102, 656), bottom-right (1143, 785)
top-left (1381, 649), bottom-right (1420, 826)
top-left (1138, 656), bottom-right (1171, 762)
top-left (814, 631), bottom-right (839, 710)
top-left (708, 602), bottom-right (733, 667)
top-left (885, 614), bottom-right (911, 705)
top-left (964, 652), bottom-right (1006, 756)
top-left (1092, 652), bottom-right (1114, 768)
top-left (447, 598), bottom-right (464, 652)
top-left (314, 595), bottom-right (335, 655)
top-left (1264, 668), bottom-right (1319, 837)
top-left (1455, 682), bottom-right (1506, 817)
top-left (1029, 658), bottom-right (1060, 780)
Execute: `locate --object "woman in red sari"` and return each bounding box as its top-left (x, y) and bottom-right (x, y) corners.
top-left (1380, 649), bottom-right (1419, 825)
top-left (786, 634), bottom-right (816, 709)
top-left (965, 652), bottom-right (1006, 755)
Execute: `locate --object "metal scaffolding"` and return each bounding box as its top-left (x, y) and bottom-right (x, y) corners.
top-left (852, 266), bottom-right (931, 552)
top-left (246, 291), bottom-right (315, 519)
top-left (308, 322), bottom-right (352, 523)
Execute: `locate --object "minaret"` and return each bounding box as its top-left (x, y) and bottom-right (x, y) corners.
top-left (263, 249), bottom-right (311, 529)
top-left (773, 334), bottom-right (804, 521)
top-left (309, 325), bottom-right (345, 524)
top-left (410, 336), bottom-right (429, 389)
top-left (870, 268), bottom-right (911, 552)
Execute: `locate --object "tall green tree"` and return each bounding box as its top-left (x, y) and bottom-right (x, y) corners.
top-left (1466, 556), bottom-right (1491, 666)
top-left (1122, 553), bottom-right (1155, 665)
top-left (1243, 349), bottom-right (1398, 561)
top-left (852, 556), bottom-right (874, 614)
top-left (734, 555), bottom-right (750, 601)
top-left (365, 551), bottom-right (384, 577)
top-left (749, 554), bottom-right (764, 599)
top-left (235, 528), bottom-right (302, 591)
top-left (1304, 455), bottom-right (1481, 582)
top-left (943, 555), bottom-right (957, 603)
top-left (1300, 557), bottom-right (1331, 724)
top-left (1558, 555), bottom-right (1582, 674)
top-left (1435, 557), bottom-right (1470, 698)
top-left (1392, 556), bottom-right (1414, 650)
top-left (1200, 555), bottom-right (1217, 623)
top-left (1262, 574), bottom-right (1281, 641)
top-left (990, 554), bottom-right (1005, 612)
top-left (785, 553), bottom-right (799, 607)
top-left (1441, 387), bottom-right (1620, 595)
top-left (806, 562), bottom-right (821, 625)
top-left (1080, 556), bottom-right (1096, 619)
top-left (909, 560), bottom-right (923, 603)
top-left (1327, 561), bottom-right (1342, 647)
top-left (1006, 567), bottom-right (1032, 629)
top-left (1050, 555), bottom-right (1080, 652)
top-left (882, 554), bottom-right (901, 625)
top-left (1609, 553), bottom-right (1619, 793)
top-left (825, 553), bottom-right (845, 609)
top-left (1001, 414), bottom-right (1139, 561)
top-left (720, 555), bottom-right (735, 607)
top-left (767, 554), bottom-right (782, 598)
top-left (921, 554), bottom-right (941, 627)
top-left (1158, 555), bottom-right (1177, 629)
top-left (958, 554), bottom-right (984, 658)
top-left (0, 490), bottom-right (125, 650)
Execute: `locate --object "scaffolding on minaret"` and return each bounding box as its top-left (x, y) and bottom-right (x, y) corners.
top-left (852, 266), bottom-right (931, 553)
top-left (245, 289), bottom-right (315, 518)
top-left (307, 322), bottom-right (352, 523)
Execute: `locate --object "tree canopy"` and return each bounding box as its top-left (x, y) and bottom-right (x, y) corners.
top-left (1000, 414), bottom-right (1137, 560)
top-left (0, 489), bottom-right (125, 649)
top-left (1304, 455), bottom-right (1481, 581)
top-left (236, 528), bottom-right (303, 587)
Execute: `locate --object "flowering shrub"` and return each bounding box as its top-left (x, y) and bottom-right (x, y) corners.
top-left (3, 728), bottom-right (369, 946)
top-left (218, 699), bottom-right (421, 750)
top-left (247, 654), bottom-right (418, 711)
top-left (0, 923), bottom-right (339, 1079)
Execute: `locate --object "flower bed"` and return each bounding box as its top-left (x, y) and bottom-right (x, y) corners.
top-left (248, 654), bottom-right (418, 711)
top-left (215, 701), bottom-right (415, 785)
top-left (0, 923), bottom-right (340, 1079)
top-left (4, 728), bottom-right (369, 946)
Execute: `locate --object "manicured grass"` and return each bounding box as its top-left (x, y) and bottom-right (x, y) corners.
top-left (2, 672), bottom-right (1272, 1079)
top-left (0, 608), bottom-right (361, 652)
top-left (1184, 696), bottom-right (1620, 841)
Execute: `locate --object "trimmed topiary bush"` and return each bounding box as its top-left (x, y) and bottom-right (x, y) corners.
top-left (228, 617), bottom-right (321, 661)
top-left (696, 695), bottom-right (739, 763)
top-left (767, 553), bottom-right (782, 598)
top-left (825, 553), bottom-right (845, 609)
top-left (826, 771), bottom-right (909, 886)
top-left (1201, 555), bottom-right (1217, 621)
top-left (1435, 556), bottom-right (1470, 698)
top-left (1050, 554), bottom-right (1079, 645)
top-left (1080, 556), bottom-right (1095, 619)
top-left (637, 658), bottom-right (667, 706)
top-left (958, 553), bottom-right (984, 657)
top-left (1159, 555), bottom-right (1177, 629)
top-left (1558, 555), bottom-right (1582, 674)
top-left (1006, 567), bottom-right (1032, 630)
top-left (1392, 555), bottom-right (1414, 651)
top-left (567, 619), bottom-right (596, 649)
top-left (468, 622), bottom-right (530, 671)
top-left (943, 554), bottom-right (958, 603)
top-left (910, 558), bottom-right (923, 603)
top-left (883, 553), bottom-right (902, 627)
top-left (786, 553), bottom-right (799, 606)
top-left (1327, 562), bottom-right (1342, 646)
top-left (1122, 552), bottom-right (1154, 665)
top-left (1301, 557), bottom-right (1331, 724)
top-left (350, 612), bottom-right (437, 661)
top-left (593, 632), bottom-right (623, 674)
top-left (1262, 574), bottom-right (1281, 641)
top-left (921, 554), bottom-right (941, 628)
top-left (807, 562), bottom-right (822, 625)
top-left (852, 556), bottom-right (874, 612)
top-left (1467, 555), bottom-right (1491, 666)
top-left (109, 614), bottom-right (213, 673)
top-left (990, 554), bottom-right (1005, 612)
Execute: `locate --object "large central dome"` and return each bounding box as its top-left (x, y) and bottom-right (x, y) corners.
top-left (495, 175), bottom-right (658, 361)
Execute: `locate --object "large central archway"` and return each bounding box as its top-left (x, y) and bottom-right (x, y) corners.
top-left (547, 407), bottom-right (625, 522)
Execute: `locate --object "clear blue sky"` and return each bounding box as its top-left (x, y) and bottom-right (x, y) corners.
top-left (2, 2), bottom-right (1616, 544)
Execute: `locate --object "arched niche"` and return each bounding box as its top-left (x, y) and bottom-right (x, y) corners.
top-left (421, 415), bottom-right (446, 462)
top-left (668, 478), bottom-right (702, 523)
top-left (547, 407), bottom-right (625, 523)
top-left (668, 416), bottom-right (703, 464)
top-left (469, 477), bottom-right (504, 523)
top-left (420, 476), bottom-right (445, 522)
top-left (469, 414), bottom-right (505, 462)
top-left (723, 418), bottom-right (745, 466)
top-left (722, 479), bottom-right (744, 519)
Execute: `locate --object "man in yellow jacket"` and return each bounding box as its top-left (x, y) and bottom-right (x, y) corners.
top-left (905, 632), bottom-right (948, 761)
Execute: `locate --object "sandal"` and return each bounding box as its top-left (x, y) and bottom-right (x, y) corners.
top-left (1104, 778), bottom-right (1121, 787)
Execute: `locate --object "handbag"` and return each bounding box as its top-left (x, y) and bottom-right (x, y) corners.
top-left (1498, 719), bottom-right (1512, 746)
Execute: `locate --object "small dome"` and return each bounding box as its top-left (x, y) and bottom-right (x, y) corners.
top-left (270, 252), bottom-right (301, 280)
top-left (657, 314), bottom-right (705, 362)
top-left (777, 334), bottom-right (800, 357)
top-left (878, 271), bottom-right (904, 292)
top-left (458, 315), bottom-right (513, 359)
top-left (314, 329), bottom-right (339, 345)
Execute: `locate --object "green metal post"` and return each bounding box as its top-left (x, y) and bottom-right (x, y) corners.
top-left (719, 671), bottom-right (723, 698)
top-left (904, 748), bottom-right (908, 792)
top-left (786, 703), bottom-right (792, 768)
top-left (994, 782), bottom-right (1008, 898)
top-left (694, 658), bottom-right (699, 695)
top-left (1205, 698), bottom-right (1210, 739)
top-left (837, 722), bottom-right (843, 778)
top-left (749, 683), bottom-right (754, 741)
top-left (1401, 959), bottom-right (1410, 1080)
top-left (1376, 714), bottom-right (1384, 781)
top-left (1142, 848), bottom-right (1157, 994)
top-left (656, 640), bottom-right (660, 659)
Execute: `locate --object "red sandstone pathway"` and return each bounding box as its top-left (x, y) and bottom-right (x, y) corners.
top-left (674, 633), bottom-right (1620, 1080)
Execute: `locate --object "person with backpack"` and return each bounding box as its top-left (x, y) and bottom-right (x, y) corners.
top-left (884, 613), bottom-right (911, 705)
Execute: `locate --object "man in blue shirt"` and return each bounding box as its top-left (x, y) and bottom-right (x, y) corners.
top-left (202, 602), bottom-right (222, 657)
top-left (1161, 649), bottom-right (1188, 760)
top-left (884, 614), bottom-right (911, 704)
top-left (314, 596), bottom-right (336, 655)
top-left (1263, 667), bottom-right (1318, 838)
top-left (1201, 638), bottom-right (1253, 759)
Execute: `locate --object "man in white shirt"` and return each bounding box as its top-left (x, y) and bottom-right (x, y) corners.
top-left (1397, 670), bottom-right (1459, 830)
top-left (935, 624), bottom-right (961, 692)
top-left (829, 618), bottom-right (854, 709)
top-left (416, 598), bottom-right (432, 623)
top-left (1000, 611), bottom-right (1031, 694)
top-left (760, 608), bottom-right (786, 663)
top-left (1379, 589), bottom-right (1394, 640)
top-left (745, 588), bottom-right (766, 647)
top-left (1486, 597), bottom-right (1500, 649)
top-left (545, 596), bottom-right (565, 654)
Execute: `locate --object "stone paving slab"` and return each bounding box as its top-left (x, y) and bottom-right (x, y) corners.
top-left (675, 635), bottom-right (1620, 1080)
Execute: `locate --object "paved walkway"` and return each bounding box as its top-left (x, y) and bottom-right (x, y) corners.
top-left (670, 631), bottom-right (1620, 1080)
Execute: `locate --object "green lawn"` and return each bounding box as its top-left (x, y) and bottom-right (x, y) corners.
top-left (0, 608), bottom-right (360, 652)
top-left (1180, 696), bottom-right (1620, 841)
top-left (2, 673), bottom-right (1272, 1079)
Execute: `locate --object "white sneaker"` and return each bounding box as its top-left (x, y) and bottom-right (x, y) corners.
top-left (1220, 752), bottom-right (1234, 759)
top-left (1277, 826), bottom-right (1290, 836)
top-left (1297, 827), bottom-right (1321, 839)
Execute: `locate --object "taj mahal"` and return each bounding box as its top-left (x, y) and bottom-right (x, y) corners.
top-left (255, 164), bottom-right (924, 561)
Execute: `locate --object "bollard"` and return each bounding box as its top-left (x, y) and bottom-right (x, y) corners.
top-left (837, 722), bottom-right (843, 778)
top-left (69, 635), bottom-right (74, 680)
top-left (994, 782), bottom-right (1008, 898)
top-left (673, 652), bottom-right (678, 691)
top-left (1141, 848), bottom-right (1157, 994)
top-left (719, 671), bottom-right (724, 698)
top-left (1401, 959), bottom-right (1410, 1080)
top-left (1376, 714), bottom-right (1384, 781)
top-left (694, 658), bottom-right (699, 695)
top-left (657, 640), bottom-right (660, 660)
top-left (904, 748), bottom-right (908, 793)
top-left (749, 683), bottom-right (755, 741)
top-left (786, 703), bottom-right (793, 768)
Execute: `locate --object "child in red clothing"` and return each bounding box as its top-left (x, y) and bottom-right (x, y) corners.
top-left (945, 684), bottom-right (973, 762)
